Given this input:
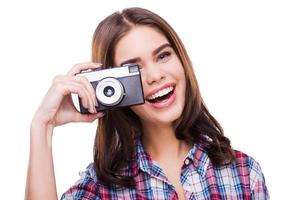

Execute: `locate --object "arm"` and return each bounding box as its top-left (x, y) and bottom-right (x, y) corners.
top-left (251, 173), bottom-right (269, 200)
top-left (249, 158), bottom-right (270, 200)
top-left (25, 62), bottom-right (104, 200)
top-left (26, 123), bottom-right (57, 200)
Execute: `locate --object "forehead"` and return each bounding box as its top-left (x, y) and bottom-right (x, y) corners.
top-left (114, 26), bottom-right (169, 64)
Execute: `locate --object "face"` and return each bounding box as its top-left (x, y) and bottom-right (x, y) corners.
top-left (114, 26), bottom-right (186, 127)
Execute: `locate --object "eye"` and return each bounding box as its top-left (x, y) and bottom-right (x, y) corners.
top-left (157, 51), bottom-right (171, 62)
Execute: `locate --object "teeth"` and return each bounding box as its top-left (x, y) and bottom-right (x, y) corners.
top-left (147, 86), bottom-right (174, 100)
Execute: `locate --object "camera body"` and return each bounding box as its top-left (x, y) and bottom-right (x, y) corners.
top-left (74, 64), bottom-right (144, 114)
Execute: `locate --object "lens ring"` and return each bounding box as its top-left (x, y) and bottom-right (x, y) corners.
top-left (103, 86), bottom-right (115, 97)
top-left (96, 77), bottom-right (124, 106)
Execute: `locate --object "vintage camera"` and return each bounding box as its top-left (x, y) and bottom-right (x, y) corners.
top-left (73, 63), bottom-right (144, 114)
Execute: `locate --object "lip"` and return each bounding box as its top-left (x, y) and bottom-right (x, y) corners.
top-left (147, 89), bottom-right (176, 109)
top-left (145, 83), bottom-right (176, 99)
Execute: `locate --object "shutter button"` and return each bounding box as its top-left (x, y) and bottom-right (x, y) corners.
top-left (184, 158), bottom-right (190, 165)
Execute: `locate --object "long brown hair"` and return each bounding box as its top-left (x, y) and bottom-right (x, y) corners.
top-left (92, 7), bottom-right (235, 187)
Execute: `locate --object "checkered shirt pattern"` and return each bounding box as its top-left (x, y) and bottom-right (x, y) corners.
top-left (61, 141), bottom-right (269, 199)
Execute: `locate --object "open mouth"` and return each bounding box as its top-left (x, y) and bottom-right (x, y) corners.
top-left (147, 86), bottom-right (175, 103)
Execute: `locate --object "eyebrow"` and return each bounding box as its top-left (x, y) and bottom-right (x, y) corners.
top-left (120, 43), bottom-right (172, 66)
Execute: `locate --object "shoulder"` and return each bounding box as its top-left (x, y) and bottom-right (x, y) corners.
top-left (60, 163), bottom-right (138, 199)
top-left (230, 150), bottom-right (269, 199)
top-left (202, 148), bottom-right (266, 186)
top-left (203, 149), bottom-right (269, 198)
top-left (233, 149), bottom-right (261, 172)
top-left (232, 150), bottom-right (265, 190)
top-left (60, 163), bottom-right (104, 200)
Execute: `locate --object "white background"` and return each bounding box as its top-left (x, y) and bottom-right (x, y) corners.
top-left (0, 0), bottom-right (299, 199)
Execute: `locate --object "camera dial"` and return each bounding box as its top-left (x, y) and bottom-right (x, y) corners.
top-left (96, 77), bottom-right (124, 106)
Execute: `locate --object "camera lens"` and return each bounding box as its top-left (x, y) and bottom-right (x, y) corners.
top-left (96, 77), bottom-right (124, 106)
top-left (103, 86), bottom-right (115, 97)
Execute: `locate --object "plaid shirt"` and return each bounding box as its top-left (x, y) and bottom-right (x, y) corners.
top-left (61, 141), bottom-right (269, 200)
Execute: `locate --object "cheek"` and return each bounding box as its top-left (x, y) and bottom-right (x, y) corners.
top-left (131, 104), bottom-right (146, 118)
top-left (131, 102), bottom-right (154, 122)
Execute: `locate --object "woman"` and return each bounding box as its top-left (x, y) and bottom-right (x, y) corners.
top-left (26, 7), bottom-right (269, 200)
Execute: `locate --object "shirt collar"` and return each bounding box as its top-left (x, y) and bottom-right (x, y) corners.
top-left (186, 143), bottom-right (210, 178)
top-left (135, 140), bottom-right (152, 173)
top-left (133, 140), bottom-right (167, 181)
top-left (133, 139), bottom-right (209, 179)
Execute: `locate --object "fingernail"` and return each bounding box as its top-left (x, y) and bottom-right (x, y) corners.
top-left (95, 63), bottom-right (102, 68)
top-left (89, 108), bottom-right (95, 114)
top-left (99, 112), bottom-right (105, 117)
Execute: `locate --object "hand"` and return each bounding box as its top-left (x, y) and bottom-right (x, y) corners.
top-left (32, 62), bottom-right (104, 128)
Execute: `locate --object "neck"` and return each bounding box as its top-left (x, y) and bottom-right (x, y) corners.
top-left (141, 121), bottom-right (191, 162)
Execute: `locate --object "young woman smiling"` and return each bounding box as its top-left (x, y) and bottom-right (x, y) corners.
top-left (25, 7), bottom-right (269, 200)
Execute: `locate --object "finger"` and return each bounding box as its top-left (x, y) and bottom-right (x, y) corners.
top-left (67, 62), bottom-right (102, 76)
top-left (72, 76), bottom-right (97, 108)
top-left (56, 80), bottom-right (93, 113)
top-left (53, 75), bottom-right (88, 109)
top-left (74, 112), bottom-right (105, 123)
top-left (54, 75), bottom-right (96, 113)
top-left (67, 81), bottom-right (96, 114)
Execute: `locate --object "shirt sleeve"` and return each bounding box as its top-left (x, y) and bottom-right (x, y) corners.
top-left (249, 157), bottom-right (270, 200)
top-left (60, 168), bottom-right (101, 200)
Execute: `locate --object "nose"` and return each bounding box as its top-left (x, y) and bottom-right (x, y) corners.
top-left (145, 63), bottom-right (165, 85)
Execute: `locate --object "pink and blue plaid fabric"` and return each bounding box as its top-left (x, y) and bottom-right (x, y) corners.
top-left (61, 141), bottom-right (269, 199)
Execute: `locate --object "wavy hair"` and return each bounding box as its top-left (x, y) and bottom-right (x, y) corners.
top-left (91, 7), bottom-right (235, 187)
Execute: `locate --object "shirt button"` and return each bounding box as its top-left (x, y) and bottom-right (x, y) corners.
top-left (184, 158), bottom-right (190, 165)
